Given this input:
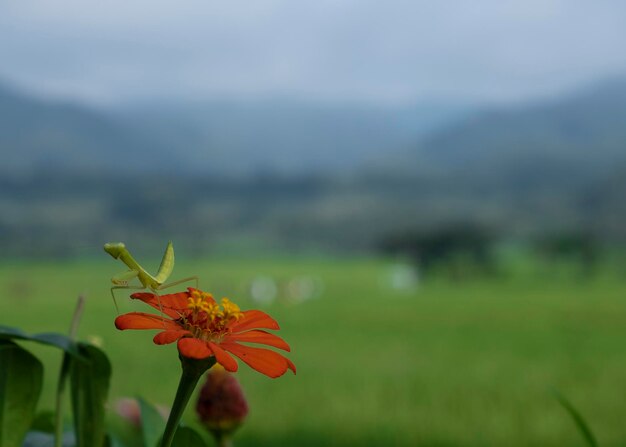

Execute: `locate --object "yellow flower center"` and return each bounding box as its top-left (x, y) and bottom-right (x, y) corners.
top-left (182, 290), bottom-right (244, 341)
top-left (187, 290), bottom-right (216, 313)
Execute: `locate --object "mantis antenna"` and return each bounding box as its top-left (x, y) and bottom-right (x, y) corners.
top-left (104, 241), bottom-right (198, 313)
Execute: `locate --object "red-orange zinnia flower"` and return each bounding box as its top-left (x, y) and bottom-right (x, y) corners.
top-left (115, 288), bottom-right (296, 378)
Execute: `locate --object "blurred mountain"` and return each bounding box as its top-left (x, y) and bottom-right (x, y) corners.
top-left (116, 100), bottom-right (468, 175)
top-left (0, 82), bottom-right (182, 175)
top-left (0, 80), bottom-right (468, 176)
top-left (355, 78), bottom-right (626, 239)
top-left (3, 76), bottom-right (625, 181)
top-left (2, 77), bottom-right (626, 256)
top-left (379, 78), bottom-right (626, 191)
top-left (348, 79), bottom-right (626, 243)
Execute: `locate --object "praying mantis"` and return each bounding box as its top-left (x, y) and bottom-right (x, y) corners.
top-left (104, 241), bottom-right (197, 311)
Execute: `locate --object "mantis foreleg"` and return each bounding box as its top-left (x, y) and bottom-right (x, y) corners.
top-left (111, 269), bottom-right (140, 284)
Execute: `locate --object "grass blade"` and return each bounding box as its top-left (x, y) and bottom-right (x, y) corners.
top-left (552, 388), bottom-right (598, 447)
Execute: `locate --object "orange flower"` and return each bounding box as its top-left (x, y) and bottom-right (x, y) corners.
top-left (115, 288), bottom-right (296, 378)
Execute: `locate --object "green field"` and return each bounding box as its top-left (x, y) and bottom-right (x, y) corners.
top-left (1, 257), bottom-right (625, 446)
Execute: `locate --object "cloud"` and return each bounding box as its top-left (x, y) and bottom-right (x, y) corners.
top-left (0, 0), bottom-right (625, 105)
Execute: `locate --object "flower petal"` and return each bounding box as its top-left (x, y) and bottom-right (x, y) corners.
top-left (221, 342), bottom-right (295, 378)
top-left (229, 310), bottom-right (280, 333)
top-left (130, 291), bottom-right (190, 319)
top-left (207, 342), bottom-right (238, 372)
top-left (115, 312), bottom-right (180, 331)
top-left (177, 337), bottom-right (213, 359)
top-left (224, 330), bottom-right (290, 351)
top-left (153, 330), bottom-right (190, 345)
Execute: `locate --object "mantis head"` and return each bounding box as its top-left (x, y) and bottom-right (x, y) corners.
top-left (104, 242), bottom-right (126, 259)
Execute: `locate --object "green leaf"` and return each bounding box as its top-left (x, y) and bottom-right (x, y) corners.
top-left (138, 397), bottom-right (166, 447)
top-left (31, 333), bottom-right (81, 357)
top-left (0, 326), bottom-right (81, 358)
top-left (552, 388), bottom-right (598, 447)
top-left (170, 427), bottom-right (207, 447)
top-left (0, 341), bottom-right (44, 447)
top-left (69, 343), bottom-right (112, 447)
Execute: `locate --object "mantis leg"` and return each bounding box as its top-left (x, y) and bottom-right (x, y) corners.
top-left (110, 285), bottom-right (146, 314)
top-left (109, 270), bottom-right (141, 313)
top-left (157, 276), bottom-right (199, 291)
top-left (150, 277), bottom-right (199, 326)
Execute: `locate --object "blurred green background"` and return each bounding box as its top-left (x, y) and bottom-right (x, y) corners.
top-left (1, 255), bottom-right (625, 446)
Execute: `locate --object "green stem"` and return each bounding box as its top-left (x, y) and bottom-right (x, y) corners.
top-left (160, 355), bottom-right (216, 447)
top-left (54, 295), bottom-right (85, 447)
top-left (216, 434), bottom-right (233, 447)
top-left (53, 355), bottom-right (71, 447)
top-left (217, 436), bottom-right (233, 447)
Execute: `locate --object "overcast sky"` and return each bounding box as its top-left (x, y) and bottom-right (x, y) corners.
top-left (1, 0), bottom-right (625, 106)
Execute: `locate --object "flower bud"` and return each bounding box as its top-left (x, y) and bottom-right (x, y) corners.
top-left (196, 364), bottom-right (249, 439)
top-left (114, 398), bottom-right (141, 428)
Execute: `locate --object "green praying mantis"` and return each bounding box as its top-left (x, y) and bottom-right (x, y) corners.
top-left (104, 241), bottom-right (197, 311)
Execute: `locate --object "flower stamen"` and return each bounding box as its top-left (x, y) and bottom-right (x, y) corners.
top-left (221, 298), bottom-right (243, 321)
top-left (184, 293), bottom-right (244, 340)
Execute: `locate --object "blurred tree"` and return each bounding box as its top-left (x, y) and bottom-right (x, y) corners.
top-left (379, 223), bottom-right (496, 279)
top-left (535, 230), bottom-right (599, 278)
